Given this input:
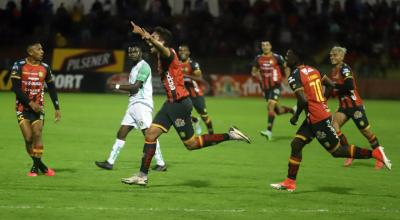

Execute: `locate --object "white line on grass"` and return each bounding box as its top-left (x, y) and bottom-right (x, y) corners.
top-left (0, 205), bottom-right (399, 214)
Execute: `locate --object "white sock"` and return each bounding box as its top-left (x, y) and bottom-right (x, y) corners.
top-left (154, 139), bottom-right (165, 166)
top-left (107, 139), bottom-right (125, 164)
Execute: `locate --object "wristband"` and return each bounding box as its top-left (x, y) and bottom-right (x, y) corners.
top-left (115, 84), bottom-right (120, 89)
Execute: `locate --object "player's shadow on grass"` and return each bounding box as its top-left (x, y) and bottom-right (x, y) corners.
top-left (296, 186), bottom-right (398, 198)
top-left (179, 180), bottom-right (211, 188)
top-left (53, 168), bottom-right (78, 173)
top-left (152, 180), bottom-right (211, 188)
top-left (269, 135), bottom-right (293, 142)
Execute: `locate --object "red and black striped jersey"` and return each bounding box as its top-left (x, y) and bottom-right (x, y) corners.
top-left (10, 59), bottom-right (54, 112)
top-left (288, 65), bottom-right (331, 124)
top-left (253, 53), bottom-right (285, 89)
top-left (157, 48), bottom-right (189, 102)
top-left (330, 63), bottom-right (363, 108)
top-left (181, 58), bottom-right (203, 97)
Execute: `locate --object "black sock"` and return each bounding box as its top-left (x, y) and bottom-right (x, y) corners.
top-left (201, 134), bottom-right (230, 147)
top-left (140, 142), bottom-right (156, 174)
top-left (31, 157), bottom-right (41, 172)
top-left (287, 156), bottom-right (301, 180)
top-left (267, 112), bottom-right (275, 131)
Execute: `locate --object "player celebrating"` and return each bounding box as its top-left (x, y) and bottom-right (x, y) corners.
top-left (329, 46), bottom-right (384, 169)
top-left (11, 41), bottom-right (61, 177)
top-left (251, 40), bottom-right (294, 140)
top-left (95, 45), bottom-right (167, 172)
top-left (178, 44), bottom-right (214, 135)
top-left (270, 49), bottom-right (391, 192)
top-left (121, 22), bottom-right (251, 186)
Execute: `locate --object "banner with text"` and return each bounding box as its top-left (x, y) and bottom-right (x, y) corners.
top-left (51, 48), bottom-right (125, 92)
top-left (209, 74), bottom-right (293, 97)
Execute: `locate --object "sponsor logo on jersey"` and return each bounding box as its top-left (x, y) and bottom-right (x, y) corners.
top-left (174, 118), bottom-right (185, 127)
top-left (354, 110), bottom-right (363, 119)
top-left (166, 72), bottom-right (176, 91)
top-left (316, 131), bottom-right (327, 140)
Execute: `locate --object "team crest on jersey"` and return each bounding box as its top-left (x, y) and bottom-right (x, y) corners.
top-left (323, 142), bottom-right (331, 148)
top-left (179, 131), bottom-right (186, 139)
top-left (137, 120), bottom-right (144, 128)
top-left (174, 118), bottom-right (185, 127)
top-left (316, 131), bottom-right (327, 140)
top-left (38, 71), bottom-right (43, 77)
top-left (359, 121), bottom-right (365, 127)
top-left (354, 111), bottom-right (363, 119)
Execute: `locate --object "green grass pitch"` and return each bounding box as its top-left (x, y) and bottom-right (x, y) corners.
top-left (0, 92), bottom-right (399, 220)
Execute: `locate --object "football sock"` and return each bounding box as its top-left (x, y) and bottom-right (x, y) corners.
top-left (287, 156), bottom-right (301, 180)
top-left (139, 141), bottom-right (156, 174)
top-left (154, 140), bottom-right (165, 166)
top-left (31, 156), bottom-right (41, 172)
top-left (107, 139), bottom-right (125, 164)
top-left (32, 145), bottom-right (43, 157)
top-left (276, 106), bottom-right (294, 115)
top-left (201, 115), bottom-right (214, 134)
top-left (267, 111), bottom-right (276, 131)
top-left (331, 144), bottom-right (372, 159)
top-left (368, 135), bottom-right (380, 149)
top-left (38, 160), bottom-right (49, 173)
top-left (337, 131), bottom-right (350, 147)
top-left (200, 134), bottom-right (230, 147)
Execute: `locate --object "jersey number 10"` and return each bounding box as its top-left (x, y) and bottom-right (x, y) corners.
top-left (309, 79), bottom-right (325, 102)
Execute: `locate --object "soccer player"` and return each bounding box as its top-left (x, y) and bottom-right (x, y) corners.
top-left (121, 22), bottom-right (251, 186)
top-left (329, 46), bottom-right (384, 169)
top-left (251, 40), bottom-right (294, 140)
top-left (11, 41), bottom-right (61, 177)
top-left (95, 45), bottom-right (167, 172)
top-left (270, 49), bottom-right (391, 192)
top-left (178, 44), bottom-right (214, 135)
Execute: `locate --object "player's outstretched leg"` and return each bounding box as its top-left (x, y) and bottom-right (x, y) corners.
top-left (330, 144), bottom-right (391, 170)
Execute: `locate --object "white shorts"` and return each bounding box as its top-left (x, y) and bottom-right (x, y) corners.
top-left (121, 103), bottom-right (153, 130)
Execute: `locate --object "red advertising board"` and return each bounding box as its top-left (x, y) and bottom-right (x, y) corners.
top-left (209, 74), bottom-right (293, 97)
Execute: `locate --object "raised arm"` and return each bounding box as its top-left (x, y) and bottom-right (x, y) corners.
top-left (130, 21), bottom-right (171, 58)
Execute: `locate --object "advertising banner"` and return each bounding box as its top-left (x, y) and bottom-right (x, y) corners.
top-left (209, 74), bottom-right (293, 97)
top-left (51, 48), bottom-right (125, 92)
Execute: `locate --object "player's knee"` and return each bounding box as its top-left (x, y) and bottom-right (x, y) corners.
top-left (116, 131), bottom-right (127, 140)
top-left (145, 131), bottom-right (160, 143)
top-left (291, 138), bottom-right (305, 154)
top-left (183, 139), bottom-right (199, 150)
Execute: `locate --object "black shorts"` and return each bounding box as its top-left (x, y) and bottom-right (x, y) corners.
top-left (190, 95), bottom-right (207, 116)
top-left (263, 85), bottom-right (281, 102)
top-left (337, 105), bottom-right (370, 129)
top-left (17, 110), bottom-right (44, 125)
top-left (152, 97), bottom-right (195, 141)
top-left (295, 118), bottom-right (340, 152)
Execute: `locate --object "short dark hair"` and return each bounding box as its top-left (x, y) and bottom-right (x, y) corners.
top-left (289, 48), bottom-right (306, 64)
top-left (154, 26), bottom-right (172, 46)
top-left (26, 39), bottom-right (41, 50)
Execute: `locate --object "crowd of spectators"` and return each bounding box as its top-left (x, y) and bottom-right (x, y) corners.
top-left (0, 0), bottom-right (399, 77)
